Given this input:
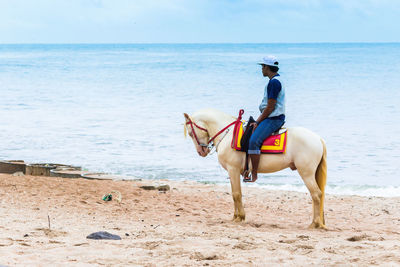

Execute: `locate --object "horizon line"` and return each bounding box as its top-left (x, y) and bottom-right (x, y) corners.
top-left (1, 41), bottom-right (399, 45)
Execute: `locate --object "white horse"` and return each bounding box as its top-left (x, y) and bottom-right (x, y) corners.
top-left (184, 108), bottom-right (327, 229)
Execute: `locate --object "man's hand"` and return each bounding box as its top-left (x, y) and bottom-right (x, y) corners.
top-left (250, 122), bottom-right (258, 132)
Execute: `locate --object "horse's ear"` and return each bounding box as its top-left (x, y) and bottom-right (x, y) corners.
top-left (183, 113), bottom-right (190, 122)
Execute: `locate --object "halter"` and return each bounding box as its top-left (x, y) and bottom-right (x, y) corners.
top-left (186, 109), bottom-right (244, 151)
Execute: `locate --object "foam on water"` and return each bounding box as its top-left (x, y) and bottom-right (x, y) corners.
top-left (1, 43), bottom-right (399, 196)
top-left (247, 183), bottom-right (400, 198)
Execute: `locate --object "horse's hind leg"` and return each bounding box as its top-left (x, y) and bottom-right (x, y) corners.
top-left (229, 169), bottom-right (245, 222)
top-left (299, 170), bottom-right (326, 229)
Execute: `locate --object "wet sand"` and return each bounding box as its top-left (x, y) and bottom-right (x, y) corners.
top-left (1, 173), bottom-right (400, 266)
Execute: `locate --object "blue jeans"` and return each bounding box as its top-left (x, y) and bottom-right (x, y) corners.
top-left (248, 118), bottom-right (285, 154)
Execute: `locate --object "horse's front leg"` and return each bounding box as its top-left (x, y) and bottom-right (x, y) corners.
top-left (228, 169), bottom-right (245, 222)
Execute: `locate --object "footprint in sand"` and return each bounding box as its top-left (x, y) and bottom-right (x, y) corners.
top-left (233, 241), bottom-right (257, 250)
top-left (296, 244), bottom-right (314, 250)
top-left (347, 234), bottom-right (369, 242)
top-left (49, 240), bottom-right (65, 244)
top-left (142, 241), bottom-right (162, 250)
top-left (190, 251), bottom-right (221, 261)
top-left (248, 222), bottom-right (264, 228)
top-left (278, 239), bottom-right (297, 244)
top-left (323, 247), bottom-right (337, 254)
top-left (73, 243), bottom-right (89, 246)
top-left (269, 224), bottom-right (284, 229)
top-left (34, 228), bottom-right (68, 238)
top-left (296, 235), bottom-right (310, 240)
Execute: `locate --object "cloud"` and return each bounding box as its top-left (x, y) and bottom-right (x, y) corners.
top-left (0, 0), bottom-right (399, 43)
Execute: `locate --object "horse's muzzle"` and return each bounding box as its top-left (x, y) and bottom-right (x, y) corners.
top-left (197, 145), bottom-right (209, 157)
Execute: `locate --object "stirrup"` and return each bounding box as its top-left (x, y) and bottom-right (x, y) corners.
top-left (241, 169), bottom-right (249, 177)
top-left (242, 171), bottom-right (253, 182)
top-left (242, 171), bottom-right (258, 183)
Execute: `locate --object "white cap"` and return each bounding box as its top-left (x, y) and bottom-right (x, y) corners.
top-left (258, 55), bottom-right (279, 68)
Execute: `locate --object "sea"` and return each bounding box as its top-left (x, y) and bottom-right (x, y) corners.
top-left (1, 43), bottom-right (399, 197)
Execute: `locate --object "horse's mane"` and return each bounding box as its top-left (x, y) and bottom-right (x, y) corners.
top-left (184, 108), bottom-right (236, 138)
top-left (192, 108), bottom-right (236, 122)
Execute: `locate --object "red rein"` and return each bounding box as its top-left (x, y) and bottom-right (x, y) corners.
top-left (186, 109), bottom-right (244, 148)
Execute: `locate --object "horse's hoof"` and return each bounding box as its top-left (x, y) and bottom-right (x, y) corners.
top-left (308, 222), bottom-right (328, 230)
top-left (233, 217), bottom-right (243, 222)
top-left (233, 215), bottom-right (245, 222)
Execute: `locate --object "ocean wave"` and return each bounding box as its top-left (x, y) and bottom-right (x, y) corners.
top-left (253, 183), bottom-right (400, 197)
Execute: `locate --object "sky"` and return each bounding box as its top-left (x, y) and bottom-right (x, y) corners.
top-left (0, 0), bottom-right (399, 43)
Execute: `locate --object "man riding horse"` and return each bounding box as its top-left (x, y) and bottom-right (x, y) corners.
top-left (245, 55), bottom-right (285, 183)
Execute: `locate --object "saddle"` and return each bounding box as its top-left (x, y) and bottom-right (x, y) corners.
top-left (231, 116), bottom-right (287, 154)
top-left (231, 116), bottom-right (287, 177)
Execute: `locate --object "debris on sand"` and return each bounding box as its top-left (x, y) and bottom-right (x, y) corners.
top-left (86, 231), bottom-right (121, 240)
top-left (347, 234), bottom-right (368, 242)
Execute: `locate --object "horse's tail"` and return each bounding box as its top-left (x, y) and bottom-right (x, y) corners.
top-left (315, 138), bottom-right (327, 224)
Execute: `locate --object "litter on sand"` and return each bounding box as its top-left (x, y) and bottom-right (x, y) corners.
top-left (102, 190), bottom-right (122, 203)
top-left (86, 231), bottom-right (121, 240)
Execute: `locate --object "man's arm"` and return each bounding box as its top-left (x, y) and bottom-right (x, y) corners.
top-left (250, 99), bottom-right (276, 130)
top-left (256, 99), bottom-right (276, 124)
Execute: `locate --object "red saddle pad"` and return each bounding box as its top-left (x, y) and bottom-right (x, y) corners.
top-left (231, 122), bottom-right (287, 154)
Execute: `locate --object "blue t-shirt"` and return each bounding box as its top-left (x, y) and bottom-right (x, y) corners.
top-left (259, 74), bottom-right (285, 120)
top-left (267, 78), bottom-right (282, 100)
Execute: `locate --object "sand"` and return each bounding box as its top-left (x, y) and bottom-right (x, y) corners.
top-left (1, 173), bottom-right (400, 266)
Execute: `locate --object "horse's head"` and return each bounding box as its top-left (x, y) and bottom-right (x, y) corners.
top-left (183, 113), bottom-right (210, 157)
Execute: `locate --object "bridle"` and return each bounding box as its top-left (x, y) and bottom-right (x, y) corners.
top-left (185, 109), bottom-right (244, 152)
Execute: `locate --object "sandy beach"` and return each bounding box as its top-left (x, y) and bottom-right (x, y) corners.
top-left (1, 173), bottom-right (400, 266)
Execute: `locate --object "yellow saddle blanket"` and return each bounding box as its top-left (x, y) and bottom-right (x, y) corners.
top-left (231, 121), bottom-right (287, 154)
